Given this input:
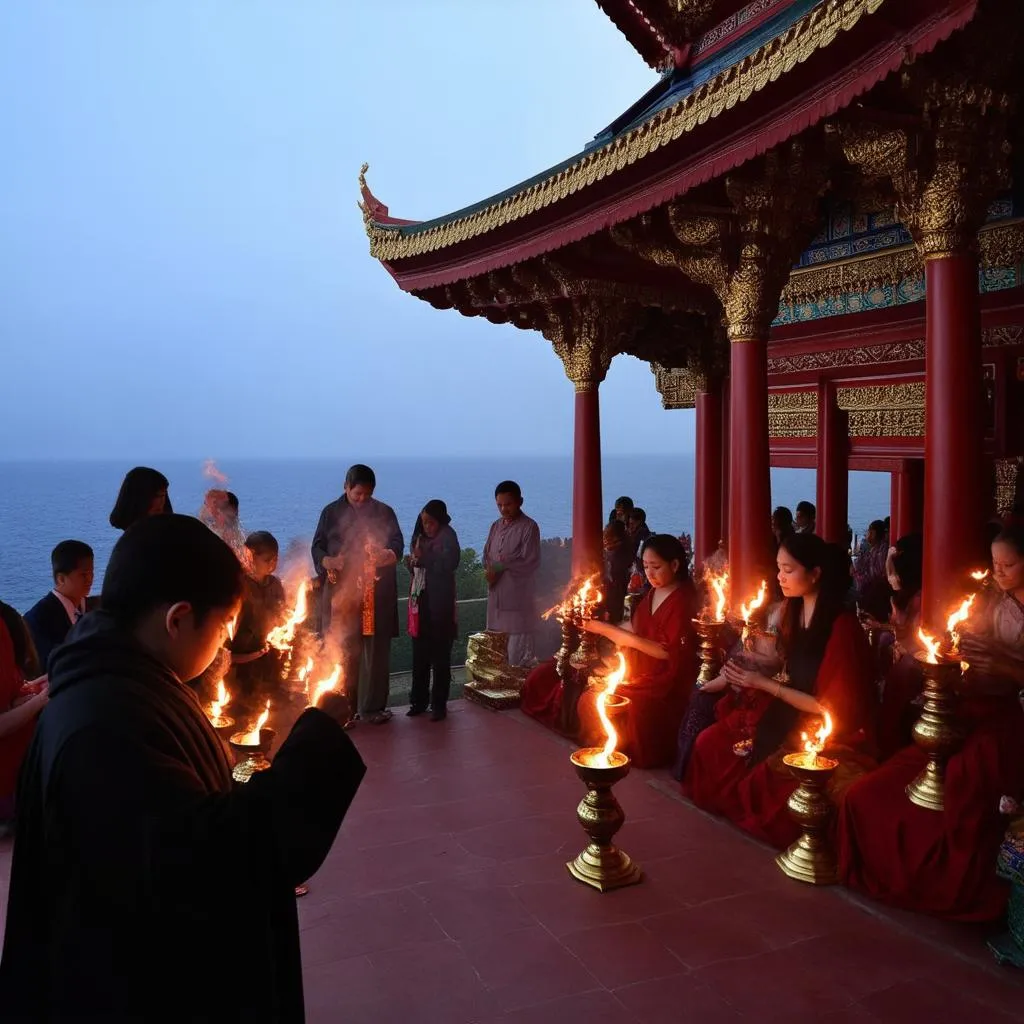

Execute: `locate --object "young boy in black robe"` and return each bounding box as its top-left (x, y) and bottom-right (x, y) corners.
top-left (0, 514), bottom-right (365, 1023)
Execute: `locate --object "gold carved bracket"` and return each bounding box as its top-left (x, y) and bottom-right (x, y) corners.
top-left (543, 296), bottom-right (634, 391)
top-left (615, 140), bottom-right (829, 340)
top-left (839, 71), bottom-right (1014, 257)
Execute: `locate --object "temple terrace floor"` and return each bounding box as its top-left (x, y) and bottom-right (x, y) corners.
top-left (3, 701), bottom-right (1024, 1023)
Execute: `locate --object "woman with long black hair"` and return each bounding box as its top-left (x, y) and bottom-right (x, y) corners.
top-left (683, 533), bottom-right (876, 848)
top-left (109, 466), bottom-right (172, 531)
top-left (406, 499), bottom-right (460, 721)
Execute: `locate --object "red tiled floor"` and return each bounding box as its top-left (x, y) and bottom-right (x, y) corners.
top-left (560, 921), bottom-right (686, 989)
top-left (3, 699), bottom-right (1024, 1024)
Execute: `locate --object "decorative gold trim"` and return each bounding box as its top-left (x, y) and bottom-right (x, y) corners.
top-left (781, 220), bottom-right (1024, 305)
top-left (768, 324), bottom-right (1022, 374)
top-left (782, 246), bottom-right (919, 305)
top-left (364, 0), bottom-right (887, 262)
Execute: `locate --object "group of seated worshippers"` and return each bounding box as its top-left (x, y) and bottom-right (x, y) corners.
top-left (521, 523), bottom-right (1024, 923)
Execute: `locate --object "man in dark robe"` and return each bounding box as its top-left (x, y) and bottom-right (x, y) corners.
top-left (0, 515), bottom-right (365, 1023)
top-left (312, 463), bottom-right (403, 724)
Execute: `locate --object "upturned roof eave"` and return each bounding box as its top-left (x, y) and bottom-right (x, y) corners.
top-left (361, 0), bottom-right (979, 287)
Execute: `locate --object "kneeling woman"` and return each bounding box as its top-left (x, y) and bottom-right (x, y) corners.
top-left (578, 534), bottom-right (698, 769)
top-left (838, 525), bottom-right (1024, 922)
top-left (683, 534), bottom-right (876, 848)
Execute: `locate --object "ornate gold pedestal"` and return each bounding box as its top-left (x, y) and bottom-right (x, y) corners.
top-left (229, 728), bottom-right (275, 784)
top-left (776, 753), bottom-right (839, 886)
top-left (464, 631), bottom-right (528, 711)
top-left (906, 653), bottom-right (963, 811)
top-left (566, 747), bottom-right (643, 893)
top-left (693, 618), bottom-right (726, 686)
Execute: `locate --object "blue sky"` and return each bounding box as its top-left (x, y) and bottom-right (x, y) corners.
top-left (0, 0), bottom-right (697, 459)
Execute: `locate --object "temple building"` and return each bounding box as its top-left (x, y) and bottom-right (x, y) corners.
top-left (360, 0), bottom-right (1024, 626)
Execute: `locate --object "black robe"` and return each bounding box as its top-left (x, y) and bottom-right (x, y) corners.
top-left (0, 612), bottom-right (365, 1023)
top-left (311, 495), bottom-right (404, 639)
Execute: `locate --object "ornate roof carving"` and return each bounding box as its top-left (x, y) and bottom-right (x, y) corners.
top-left (361, 0), bottom-right (889, 264)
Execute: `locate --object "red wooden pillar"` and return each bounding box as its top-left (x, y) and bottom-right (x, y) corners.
top-left (721, 378), bottom-right (731, 548)
top-left (890, 460), bottom-right (924, 542)
top-left (922, 254), bottom-right (986, 624)
top-left (815, 383), bottom-right (849, 545)
top-left (571, 385), bottom-right (603, 579)
top-left (729, 340), bottom-right (772, 601)
top-left (694, 379), bottom-right (723, 568)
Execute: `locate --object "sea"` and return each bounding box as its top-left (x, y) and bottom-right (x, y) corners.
top-left (0, 456), bottom-right (891, 613)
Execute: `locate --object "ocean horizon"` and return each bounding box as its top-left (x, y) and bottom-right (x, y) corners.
top-left (0, 455), bottom-right (891, 613)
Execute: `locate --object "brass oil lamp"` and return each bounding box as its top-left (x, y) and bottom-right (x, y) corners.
top-left (229, 700), bottom-right (273, 783)
top-left (905, 597), bottom-right (973, 811)
top-left (776, 713), bottom-right (839, 886)
top-left (567, 656), bottom-right (642, 892)
top-left (693, 570), bottom-right (730, 686)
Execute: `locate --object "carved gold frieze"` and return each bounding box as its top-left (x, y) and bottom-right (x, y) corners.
top-left (652, 365), bottom-right (698, 410)
top-left (364, 0), bottom-right (887, 262)
top-left (837, 383), bottom-right (925, 437)
top-left (995, 457), bottom-right (1022, 516)
top-left (768, 390), bottom-right (819, 438)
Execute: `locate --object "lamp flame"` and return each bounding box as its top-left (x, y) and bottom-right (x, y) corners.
top-left (238, 699), bottom-right (270, 746)
top-left (266, 583), bottom-right (308, 651)
top-left (594, 653), bottom-right (627, 767)
top-left (542, 574), bottom-right (603, 623)
top-left (740, 580), bottom-right (767, 623)
top-left (310, 663), bottom-right (342, 705)
top-left (970, 569), bottom-right (990, 583)
top-left (210, 678), bottom-right (230, 720)
top-left (800, 710), bottom-right (833, 767)
top-left (739, 580), bottom-right (768, 644)
top-left (918, 628), bottom-right (941, 664)
top-left (945, 594), bottom-right (975, 655)
top-left (704, 571), bottom-right (729, 623)
top-left (297, 657), bottom-right (314, 683)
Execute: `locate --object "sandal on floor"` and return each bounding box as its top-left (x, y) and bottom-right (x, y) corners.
top-left (367, 709), bottom-right (393, 725)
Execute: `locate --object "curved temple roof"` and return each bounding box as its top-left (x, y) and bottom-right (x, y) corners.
top-left (361, 0), bottom-right (979, 287)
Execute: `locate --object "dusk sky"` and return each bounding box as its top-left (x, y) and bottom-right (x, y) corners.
top-left (0, 1), bottom-right (698, 460)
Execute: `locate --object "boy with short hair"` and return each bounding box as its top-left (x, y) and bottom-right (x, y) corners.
top-left (24, 540), bottom-right (95, 668)
top-left (229, 531), bottom-right (288, 714)
top-left (0, 514), bottom-right (364, 1021)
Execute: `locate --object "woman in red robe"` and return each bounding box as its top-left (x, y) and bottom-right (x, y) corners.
top-left (683, 535), bottom-right (876, 849)
top-left (521, 535), bottom-right (697, 769)
top-left (0, 604), bottom-right (50, 826)
top-left (838, 525), bottom-right (1024, 921)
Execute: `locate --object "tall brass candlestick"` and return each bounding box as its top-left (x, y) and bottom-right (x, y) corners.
top-left (693, 618), bottom-right (726, 686)
top-left (776, 752), bottom-right (839, 885)
top-left (906, 653), bottom-right (963, 811)
top-left (566, 742), bottom-right (643, 893)
top-left (555, 615), bottom-right (579, 680)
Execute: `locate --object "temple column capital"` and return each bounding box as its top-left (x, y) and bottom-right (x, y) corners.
top-left (840, 78), bottom-right (1013, 259)
top-left (667, 141), bottom-right (830, 339)
top-left (543, 297), bottom-right (628, 392)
